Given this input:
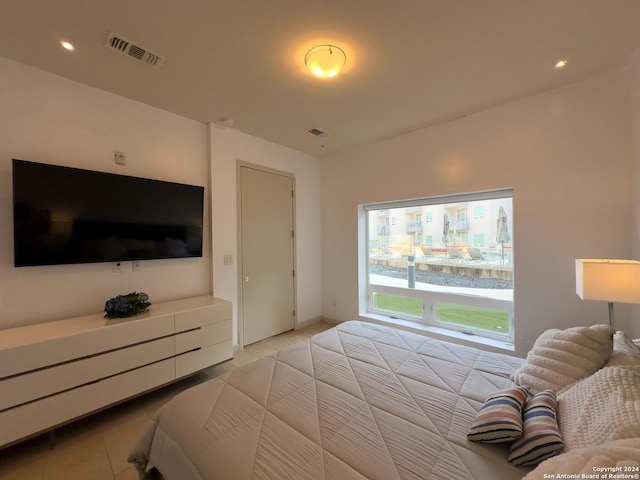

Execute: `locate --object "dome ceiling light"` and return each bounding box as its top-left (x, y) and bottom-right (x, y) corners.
top-left (304, 44), bottom-right (347, 78)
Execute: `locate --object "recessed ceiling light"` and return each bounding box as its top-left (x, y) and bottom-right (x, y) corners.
top-left (554, 59), bottom-right (568, 69)
top-left (60, 40), bottom-right (75, 51)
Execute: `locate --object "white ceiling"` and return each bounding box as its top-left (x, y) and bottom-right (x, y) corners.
top-left (1, 1), bottom-right (639, 158)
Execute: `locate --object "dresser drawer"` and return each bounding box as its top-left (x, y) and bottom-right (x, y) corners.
top-left (175, 342), bottom-right (232, 378)
top-left (0, 313), bottom-right (174, 378)
top-left (0, 358), bottom-right (175, 447)
top-left (0, 336), bottom-right (174, 411)
top-left (175, 301), bottom-right (231, 332)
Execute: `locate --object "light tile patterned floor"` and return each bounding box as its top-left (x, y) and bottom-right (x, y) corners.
top-left (0, 321), bottom-right (333, 480)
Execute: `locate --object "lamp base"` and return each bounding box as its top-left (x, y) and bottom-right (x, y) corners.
top-left (608, 302), bottom-right (614, 329)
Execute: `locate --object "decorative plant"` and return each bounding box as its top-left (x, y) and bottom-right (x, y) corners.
top-left (104, 292), bottom-right (151, 319)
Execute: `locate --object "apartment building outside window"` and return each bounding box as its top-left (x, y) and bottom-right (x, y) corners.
top-left (361, 189), bottom-right (514, 344)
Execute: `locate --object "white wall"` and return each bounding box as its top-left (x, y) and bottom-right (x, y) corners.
top-left (0, 57), bottom-right (211, 328)
top-left (322, 68), bottom-right (636, 356)
top-left (209, 125), bottom-right (322, 347)
top-left (2, 53), bottom-right (636, 356)
top-left (632, 48), bottom-right (640, 325)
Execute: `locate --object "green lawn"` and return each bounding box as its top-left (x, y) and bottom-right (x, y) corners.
top-left (373, 293), bottom-right (423, 317)
top-left (436, 302), bottom-right (509, 333)
top-left (372, 293), bottom-right (509, 334)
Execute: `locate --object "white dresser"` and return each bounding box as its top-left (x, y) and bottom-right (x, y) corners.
top-left (0, 295), bottom-right (232, 448)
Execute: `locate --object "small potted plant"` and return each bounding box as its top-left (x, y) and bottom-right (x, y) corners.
top-left (104, 292), bottom-right (151, 319)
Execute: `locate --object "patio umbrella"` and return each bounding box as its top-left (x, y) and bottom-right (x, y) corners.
top-left (496, 206), bottom-right (510, 263)
top-left (442, 213), bottom-right (450, 247)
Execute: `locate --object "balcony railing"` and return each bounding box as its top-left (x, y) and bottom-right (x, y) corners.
top-left (452, 220), bottom-right (469, 230)
top-left (406, 221), bottom-right (423, 233)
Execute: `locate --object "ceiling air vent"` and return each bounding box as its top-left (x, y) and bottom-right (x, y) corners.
top-left (105, 33), bottom-right (165, 68)
top-left (306, 128), bottom-right (329, 138)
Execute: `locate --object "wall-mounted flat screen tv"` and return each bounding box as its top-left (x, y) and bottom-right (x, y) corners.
top-left (12, 159), bottom-right (204, 267)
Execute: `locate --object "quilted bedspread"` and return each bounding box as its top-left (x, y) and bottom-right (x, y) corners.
top-left (129, 321), bottom-right (528, 479)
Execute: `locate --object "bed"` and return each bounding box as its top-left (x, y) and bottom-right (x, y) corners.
top-left (128, 320), bottom-right (640, 479)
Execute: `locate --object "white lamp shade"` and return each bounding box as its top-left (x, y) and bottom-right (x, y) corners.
top-left (575, 259), bottom-right (640, 304)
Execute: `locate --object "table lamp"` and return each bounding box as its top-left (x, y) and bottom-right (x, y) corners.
top-left (575, 259), bottom-right (640, 328)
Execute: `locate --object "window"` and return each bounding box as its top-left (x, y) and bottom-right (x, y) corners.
top-left (361, 189), bottom-right (514, 343)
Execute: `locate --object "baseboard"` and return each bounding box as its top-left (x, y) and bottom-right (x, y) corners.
top-left (295, 316), bottom-right (323, 330)
top-left (318, 315), bottom-right (341, 326)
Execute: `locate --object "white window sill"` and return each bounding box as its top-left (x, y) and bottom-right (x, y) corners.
top-left (359, 313), bottom-right (516, 354)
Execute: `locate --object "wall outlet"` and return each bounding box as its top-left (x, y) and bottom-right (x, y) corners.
top-left (113, 262), bottom-right (123, 273)
top-left (223, 254), bottom-right (233, 265)
top-left (114, 151), bottom-right (126, 165)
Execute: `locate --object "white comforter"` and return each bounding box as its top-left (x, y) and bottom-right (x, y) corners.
top-left (129, 321), bottom-right (528, 479)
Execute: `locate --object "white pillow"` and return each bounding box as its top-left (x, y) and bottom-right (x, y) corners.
top-left (557, 365), bottom-right (640, 451)
top-left (522, 439), bottom-right (640, 480)
top-left (604, 331), bottom-right (640, 367)
top-left (511, 324), bottom-right (614, 393)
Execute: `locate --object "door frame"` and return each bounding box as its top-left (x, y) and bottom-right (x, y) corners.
top-left (236, 160), bottom-right (297, 349)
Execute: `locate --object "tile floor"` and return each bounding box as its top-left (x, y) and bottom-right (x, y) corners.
top-left (0, 321), bottom-right (334, 480)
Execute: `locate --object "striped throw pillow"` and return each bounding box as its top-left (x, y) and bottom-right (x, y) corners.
top-left (467, 386), bottom-right (528, 443)
top-left (508, 390), bottom-right (563, 466)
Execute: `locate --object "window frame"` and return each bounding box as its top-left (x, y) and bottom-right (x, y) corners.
top-left (360, 188), bottom-right (514, 344)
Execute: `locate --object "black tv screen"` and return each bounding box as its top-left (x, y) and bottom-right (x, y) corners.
top-left (12, 159), bottom-right (204, 267)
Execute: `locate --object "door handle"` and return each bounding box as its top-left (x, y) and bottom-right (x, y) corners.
top-left (244, 276), bottom-right (250, 282)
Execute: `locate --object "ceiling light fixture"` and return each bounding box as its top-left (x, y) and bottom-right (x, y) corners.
top-left (305, 45), bottom-right (346, 78)
top-left (60, 40), bottom-right (75, 51)
top-left (221, 117), bottom-right (235, 127)
top-left (554, 59), bottom-right (568, 69)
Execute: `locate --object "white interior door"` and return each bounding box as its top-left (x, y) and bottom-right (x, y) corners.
top-left (240, 165), bottom-right (295, 346)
